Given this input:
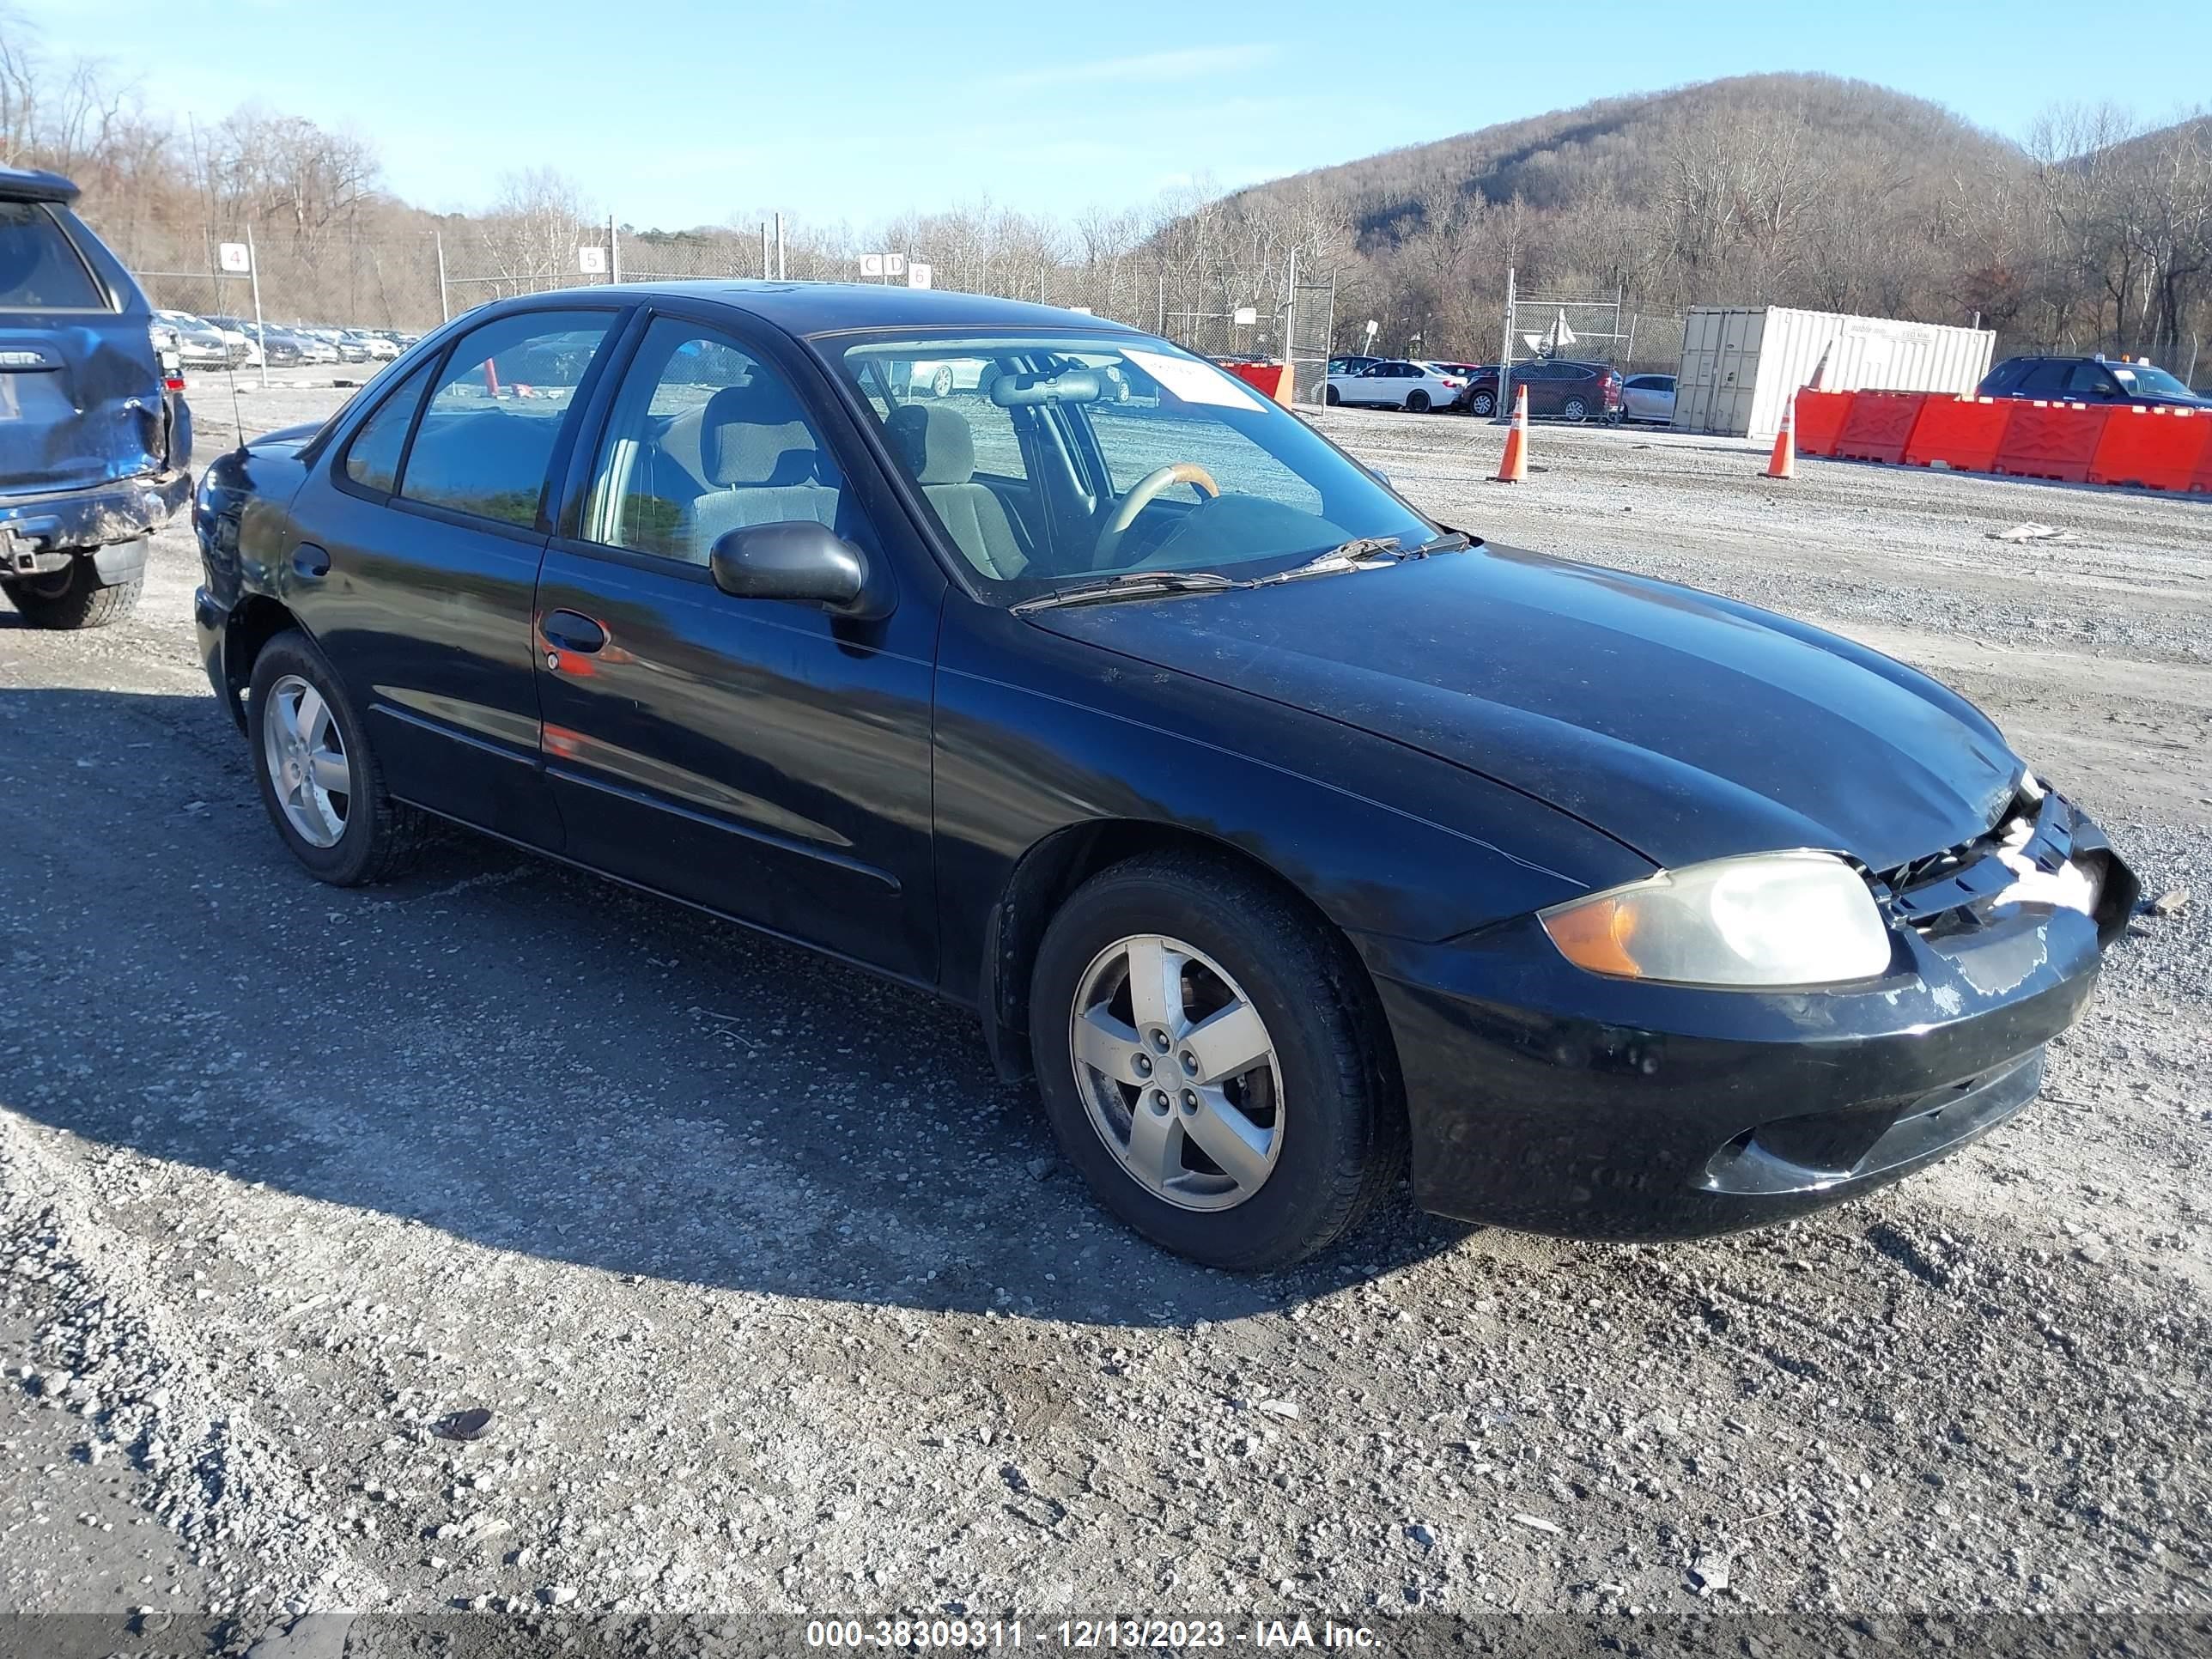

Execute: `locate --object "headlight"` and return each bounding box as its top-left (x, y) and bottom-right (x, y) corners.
top-left (1539, 851), bottom-right (1894, 988)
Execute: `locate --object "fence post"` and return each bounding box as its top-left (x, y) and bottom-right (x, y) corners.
top-left (434, 231), bottom-right (450, 321)
top-left (608, 214), bottom-right (619, 285)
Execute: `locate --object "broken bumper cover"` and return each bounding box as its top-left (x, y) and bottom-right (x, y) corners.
top-left (1360, 811), bottom-right (2136, 1240)
top-left (0, 469), bottom-right (192, 571)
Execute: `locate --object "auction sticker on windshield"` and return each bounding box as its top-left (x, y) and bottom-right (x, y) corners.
top-left (1124, 348), bottom-right (1264, 411)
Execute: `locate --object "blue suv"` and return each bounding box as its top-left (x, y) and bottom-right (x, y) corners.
top-left (0, 166), bottom-right (192, 628)
top-left (1977, 353), bottom-right (2211, 411)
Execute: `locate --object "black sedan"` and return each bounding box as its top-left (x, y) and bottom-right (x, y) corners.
top-left (191, 283), bottom-right (2136, 1271)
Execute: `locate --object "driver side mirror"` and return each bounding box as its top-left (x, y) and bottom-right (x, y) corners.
top-left (708, 522), bottom-right (893, 622)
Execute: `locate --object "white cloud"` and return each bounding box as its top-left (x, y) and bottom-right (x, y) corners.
top-left (993, 44), bottom-right (1281, 93)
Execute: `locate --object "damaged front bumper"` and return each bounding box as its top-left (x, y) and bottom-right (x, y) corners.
top-left (0, 468), bottom-right (193, 575)
top-left (1359, 794), bottom-right (2138, 1240)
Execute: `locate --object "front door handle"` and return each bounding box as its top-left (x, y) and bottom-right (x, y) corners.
top-left (542, 610), bottom-right (607, 653)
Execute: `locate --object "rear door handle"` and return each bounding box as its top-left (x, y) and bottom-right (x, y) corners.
top-left (291, 544), bottom-right (331, 580)
top-left (542, 609), bottom-right (607, 653)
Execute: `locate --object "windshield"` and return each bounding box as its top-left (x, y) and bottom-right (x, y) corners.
top-left (2109, 362), bottom-right (2196, 399)
top-left (831, 332), bottom-right (1434, 595)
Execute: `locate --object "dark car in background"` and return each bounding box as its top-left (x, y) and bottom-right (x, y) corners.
top-left (0, 166), bottom-right (191, 628)
top-left (210, 316), bottom-right (313, 367)
top-left (193, 282), bottom-right (2133, 1269)
top-left (1977, 354), bottom-right (2211, 409)
top-left (1456, 358), bottom-right (1623, 421)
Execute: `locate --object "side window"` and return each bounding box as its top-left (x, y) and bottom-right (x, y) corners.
top-left (2065, 362), bottom-right (2119, 398)
top-left (0, 203), bottom-right (101, 309)
top-left (340, 360), bottom-right (434, 494)
top-left (398, 310), bottom-right (614, 530)
top-left (584, 316), bottom-right (846, 564)
top-left (2016, 361), bottom-right (2071, 398)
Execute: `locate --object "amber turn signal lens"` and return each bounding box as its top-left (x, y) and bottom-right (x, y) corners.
top-left (1540, 896), bottom-right (1642, 978)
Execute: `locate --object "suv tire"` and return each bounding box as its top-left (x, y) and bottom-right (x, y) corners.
top-left (3, 561), bottom-right (142, 629)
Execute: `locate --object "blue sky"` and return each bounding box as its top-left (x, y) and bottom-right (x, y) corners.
top-left (21, 0), bottom-right (2212, 229)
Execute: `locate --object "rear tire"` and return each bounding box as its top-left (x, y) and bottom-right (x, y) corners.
top-left (930, 366), bottom-right (954, 398)
top-left (247, 630), bottom-right (428, 886)
top-left (1407, 391), bottom-right (1431, 413)
top-left (3, 561), bottom-right (141, 629)
top-left (1028, 852), bottom-right (1404, 1272)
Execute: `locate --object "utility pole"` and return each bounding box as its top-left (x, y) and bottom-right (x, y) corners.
top-left (761, 221), bottom-right (770, 280)
top-left (434, 230), bottom-right (450, 321)
top-left (608, 214), bottom-right (620, 284)
top-left (774, 213), bottom-right (786, 281)
top-left (1497, 265), bottom-right (1516, 421)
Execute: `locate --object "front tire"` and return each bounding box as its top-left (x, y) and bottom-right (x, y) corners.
top-left (3, 560), bottom-right (141, 629)
top-left (930, 366), bottom-right (954, 398)
top-left (1323, 384), bottom-right (1340, 406)
top-left (247, 630), bottom-right (428, 885)
top-left (1468, 390), bottom-right (1496, 417)
top-left (1563, 396), bottom-right (1589, 422)
top-left (1028, 853), bottom-right (1404, 1271)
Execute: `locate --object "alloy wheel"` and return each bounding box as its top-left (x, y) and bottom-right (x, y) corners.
top-left (261, 673), bottom-right (352, 848)
top-left (1067, 933), bottom-right (1284, 1212)
top-left (1565, 397), bottom-right (1589, 421)
top-left (1472, 392), bottom-right (1495, 416)
top-left (932, 366), bottom-right (954, 398)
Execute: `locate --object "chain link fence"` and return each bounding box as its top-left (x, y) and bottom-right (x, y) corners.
top-left (86, 217), bottom-right (1380, 380)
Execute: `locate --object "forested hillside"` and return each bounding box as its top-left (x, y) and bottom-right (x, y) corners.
top-left (1176, 74), bottom-right (2212, 366)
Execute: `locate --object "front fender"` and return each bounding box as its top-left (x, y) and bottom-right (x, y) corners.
top-left (932, 601), bottom-right (1653, 1017)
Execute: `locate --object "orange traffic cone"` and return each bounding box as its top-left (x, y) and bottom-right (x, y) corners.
top-left (1765, 392), bottom-right (1796, 480)
top-left (1493, 384), bottom-right (1529, 483)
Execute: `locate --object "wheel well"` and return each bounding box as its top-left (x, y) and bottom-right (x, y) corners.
top-left (981, 819), bottom-right (1396, 1091)
top-left (219, 596), bottom-right (300, 727)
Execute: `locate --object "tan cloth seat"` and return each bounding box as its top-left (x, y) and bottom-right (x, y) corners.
top-left (885, 404), bottom-right (1026, 579)
top-left (681, 380), bottom-right (840, 562)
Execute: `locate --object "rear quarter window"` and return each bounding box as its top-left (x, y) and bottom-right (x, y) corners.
top-left (0, 202), bottom-right (102, 310)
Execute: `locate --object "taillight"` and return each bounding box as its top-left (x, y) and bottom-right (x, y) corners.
top-left (1440, 378), bottom-right (1462, 388)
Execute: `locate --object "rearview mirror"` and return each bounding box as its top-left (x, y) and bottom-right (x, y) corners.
top-left (708, 522), bottom-right (891, 621)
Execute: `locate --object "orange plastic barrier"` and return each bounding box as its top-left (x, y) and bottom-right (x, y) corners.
top-left (1220, 361), bottom-right (1292, 404)
top-left (1991, 400), bottom-right (2112, 483)
top-left (1792, 390), bottom-right (1852, 458)
top-left (1832, 391), bottom-right (1929, 464)
top-left (1902, 397), bottom-right (2016, 474)
top-left (2087, 404), bottom-right (2212, 492)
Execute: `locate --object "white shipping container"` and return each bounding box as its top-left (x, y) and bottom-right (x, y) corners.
top-left (1673, 307), bottom-right (1994, 440)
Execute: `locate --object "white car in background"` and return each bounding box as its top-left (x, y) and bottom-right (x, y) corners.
top-left (904, 356), bottom-right (992, 398)
top-left (1621, 373), bottom-right (1677, 425)
top-left (1323, 358), bottom-right (1468, 413)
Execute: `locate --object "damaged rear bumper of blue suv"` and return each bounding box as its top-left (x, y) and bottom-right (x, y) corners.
top-left (0, 164), bottom-right (192, 629)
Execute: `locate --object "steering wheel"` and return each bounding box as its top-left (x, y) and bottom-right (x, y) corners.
top-left (1093, 464), bottom-right (1220, 566)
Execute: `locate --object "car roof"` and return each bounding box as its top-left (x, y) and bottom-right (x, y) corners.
top-left (528, 279), bottom-right (1145, 342)
top-left (0, 165), bottom-right (79, 204)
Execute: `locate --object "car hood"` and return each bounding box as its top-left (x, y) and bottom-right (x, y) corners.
top-left (1027, 544), bottom-right (2023, 875)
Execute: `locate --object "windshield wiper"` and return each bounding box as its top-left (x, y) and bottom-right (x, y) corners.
top-left (1254, 536), bottom-right (1413, 586)
top-left (1012, 571), bottom-right (1247, 614)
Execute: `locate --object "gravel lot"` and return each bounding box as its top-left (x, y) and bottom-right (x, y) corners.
top-left (1, 384), bottom-right (2208, 1653)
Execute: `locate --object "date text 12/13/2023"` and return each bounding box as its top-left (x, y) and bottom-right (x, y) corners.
top-left (802, 1619), bottom-right (1382, 1650)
